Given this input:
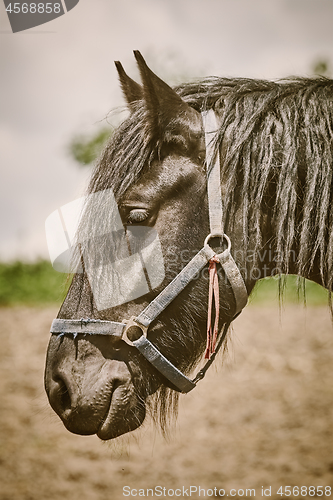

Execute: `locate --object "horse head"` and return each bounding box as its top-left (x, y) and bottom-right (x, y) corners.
top-left (45, 53), bottom-right (333, 440)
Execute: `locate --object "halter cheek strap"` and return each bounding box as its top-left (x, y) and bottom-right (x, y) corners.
top-left (50, 109), bottom-right (248, 393)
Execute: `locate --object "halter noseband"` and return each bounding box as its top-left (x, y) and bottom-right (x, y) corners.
top-left (50, 110), bottom-right (248, 393)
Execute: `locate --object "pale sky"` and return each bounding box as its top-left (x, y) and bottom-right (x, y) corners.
top-left (0, 0), bottom-right (332, 260)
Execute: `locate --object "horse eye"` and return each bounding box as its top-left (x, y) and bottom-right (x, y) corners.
top-left (127, 209), bottom-right (149, 224)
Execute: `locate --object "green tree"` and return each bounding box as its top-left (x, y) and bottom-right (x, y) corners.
top-left (312, 59), bottom-right (331, 77)
top-left (69, 127), bottom-right (112, 166)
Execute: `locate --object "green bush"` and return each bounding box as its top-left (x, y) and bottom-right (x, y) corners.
top-left (0, 261), bottom-right (70, 306)
top-left (250, 275), bottom-right (329, 306)
top-left (0, 261), bottom-right (329, 307)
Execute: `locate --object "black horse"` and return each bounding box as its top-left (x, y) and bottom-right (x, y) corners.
top-left (45, 52), bottom-right (333, 440)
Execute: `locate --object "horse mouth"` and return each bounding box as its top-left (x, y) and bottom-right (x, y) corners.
top-left (97, 382), bottom-right (146, 440)
top-left (46, 354), bottom-right (147, 440)
top-left (97, 384), bottom-right (121, 440)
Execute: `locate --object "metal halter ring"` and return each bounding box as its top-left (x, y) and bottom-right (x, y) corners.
top-left (121, 316), bottom-right (148, 346)
top-left (204, 232), bottom-right (231, 252)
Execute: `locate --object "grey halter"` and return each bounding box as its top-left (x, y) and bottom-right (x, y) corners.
top-left (50, 110), bottom-right (248, 393)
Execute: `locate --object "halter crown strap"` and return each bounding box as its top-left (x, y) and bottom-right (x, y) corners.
top-left (50, 109), bottom-right (248, 393)
top-left (201, 110), bottom-right (223, 235)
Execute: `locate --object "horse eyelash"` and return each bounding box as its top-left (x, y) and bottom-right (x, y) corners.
top-left (127, 208), bottom-right (150, 224)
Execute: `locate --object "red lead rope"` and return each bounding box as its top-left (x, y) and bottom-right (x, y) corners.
top-left (205, 256), bottom-right (220, 359)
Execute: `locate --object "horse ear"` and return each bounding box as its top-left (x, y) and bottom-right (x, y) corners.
top-left (115, 61), bottom-right (143, 110)
top-left (133, 51), bottom-right (202, 145)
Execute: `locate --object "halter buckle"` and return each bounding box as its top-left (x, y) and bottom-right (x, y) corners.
top-left (121, 316), bottom-right (148, 346)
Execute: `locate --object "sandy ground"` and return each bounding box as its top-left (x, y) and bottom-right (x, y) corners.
top-left (0, 305), bottom-right (332, 500)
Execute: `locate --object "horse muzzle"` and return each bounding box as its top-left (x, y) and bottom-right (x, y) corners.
top-left (44, 334), bottom-right (146, 439)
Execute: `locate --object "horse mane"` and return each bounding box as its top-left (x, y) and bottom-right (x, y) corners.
top-left (87, 75), bottom-right (333, 434)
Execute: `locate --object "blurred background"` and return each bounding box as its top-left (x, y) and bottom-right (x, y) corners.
top-left (0, 1), bottom-right (332, 499)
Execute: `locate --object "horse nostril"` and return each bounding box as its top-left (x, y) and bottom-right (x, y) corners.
top-left (55, 376), bottom-right (71, 412)
top-left (49, 374), bottom-right (73, 418)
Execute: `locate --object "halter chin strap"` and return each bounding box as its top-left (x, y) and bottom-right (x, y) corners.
top-left (50, 109), bottom-right (248, 393)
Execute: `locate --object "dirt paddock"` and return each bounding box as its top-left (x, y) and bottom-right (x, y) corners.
top-left (0, 305), bottom-right (332, 500)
